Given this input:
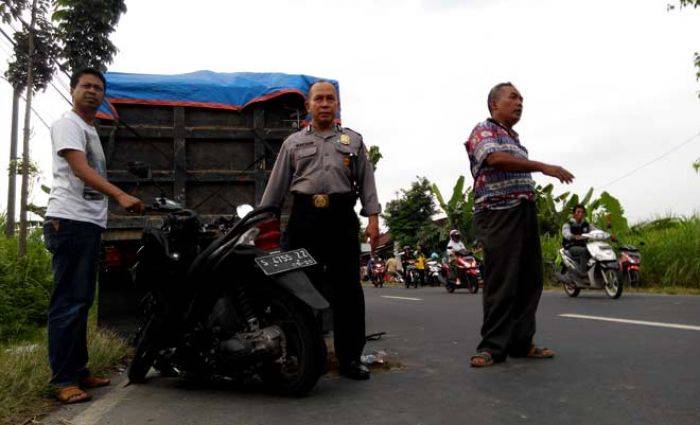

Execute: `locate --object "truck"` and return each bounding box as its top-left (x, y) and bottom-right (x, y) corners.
top-left (95, 70), bottom-right (338, 332)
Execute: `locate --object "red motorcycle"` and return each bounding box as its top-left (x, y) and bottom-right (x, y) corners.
top-left (371, 260), bottom-right (386, 288)
top-left (618, 245), bottom-right (642, 287)
top-left (439, 250), bottom-right (481, 294)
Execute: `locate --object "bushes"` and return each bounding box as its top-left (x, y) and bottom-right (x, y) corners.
top-left (0, 222), bottom-right (53, 343)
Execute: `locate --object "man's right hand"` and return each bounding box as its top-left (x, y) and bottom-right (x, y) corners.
top-left (541, 164), bottom-right (574, 184)
top-left (116, 192), bottom-right (145, 214)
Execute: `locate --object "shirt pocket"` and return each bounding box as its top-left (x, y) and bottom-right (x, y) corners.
top-left (293, 145), bottom-right (318, 171)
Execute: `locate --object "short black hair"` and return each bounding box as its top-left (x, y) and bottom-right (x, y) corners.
top-left (307, 80), bottom-right (337, 99)
top-left (487, 82), bottom-right (514, 114)
top-left (70, 68), bottom-right (106, 90)
top-left (572, 203), bottom-right (586, 214)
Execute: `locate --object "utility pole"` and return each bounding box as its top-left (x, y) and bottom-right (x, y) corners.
top-left (5, 88), bottom-right (20, 237)
top-left (18, 0), bottom-right (38, 257)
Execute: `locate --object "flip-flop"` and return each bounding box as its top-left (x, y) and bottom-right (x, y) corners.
top-left (526, 345), bottom-right (555, 359)
top-left (79, 376), bottom-right (111, 389)
top-left (56, 385), bottom-right (92, 404)
top-left (470, 352), bottom-right (495, 368)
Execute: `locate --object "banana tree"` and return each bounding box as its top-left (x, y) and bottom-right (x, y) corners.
top-left (430, 176), bottom-right (475, 240)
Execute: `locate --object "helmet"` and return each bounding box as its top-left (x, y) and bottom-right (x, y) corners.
top-left (431, 252), bottom-right (439, 260)
top-left (403, 245), bottom-right (410, 250)
top-left (449, 229), bottom-right (461, 237)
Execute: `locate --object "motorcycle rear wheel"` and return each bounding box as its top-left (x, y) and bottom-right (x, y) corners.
top-left (258, 289), bottom-right (325, 396)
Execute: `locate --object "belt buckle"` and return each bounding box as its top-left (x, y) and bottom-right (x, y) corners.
top-left (312, 194), bottom-right (329, 208)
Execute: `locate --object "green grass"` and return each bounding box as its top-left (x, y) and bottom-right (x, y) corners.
top-left (0, 324), bottom-right (130, 425)
top-left (0, 222), bottom-right (54, 343)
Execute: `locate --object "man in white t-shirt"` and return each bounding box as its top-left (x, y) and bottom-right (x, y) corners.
top-left (43, 68), bottom-right (143, 404)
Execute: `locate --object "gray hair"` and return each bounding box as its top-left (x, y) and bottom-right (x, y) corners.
top-left (307, 80), bottom-right (337, 99)
top-left (487, 82), bottom-right (515, 114)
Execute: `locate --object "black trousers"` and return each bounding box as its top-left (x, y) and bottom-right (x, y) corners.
top-left (473, 201), bottom-right (543, 361)
top-left (286, 195), bottom-right (365, 366)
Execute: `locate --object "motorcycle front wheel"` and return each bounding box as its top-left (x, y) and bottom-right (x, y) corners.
top-left (128, 312), bottom-right (164, 383)
top-left (258, 288), bottom-right (325, 396)
top-left (604, 269), bottom-right (623, 299)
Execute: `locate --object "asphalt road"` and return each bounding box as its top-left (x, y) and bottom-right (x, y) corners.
top-left (47, 287), bottom-right (700, 425)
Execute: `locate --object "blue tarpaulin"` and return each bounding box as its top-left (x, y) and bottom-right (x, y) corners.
top-left (97, 70), bottom-right (339, 120)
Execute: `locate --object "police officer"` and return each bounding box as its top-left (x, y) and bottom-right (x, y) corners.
top-left (562, 203), bottom-right (597, 274)
top-left (260, 80), bottom-right (380, 380)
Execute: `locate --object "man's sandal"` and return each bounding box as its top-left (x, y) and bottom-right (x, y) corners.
top-left (56, 385), bottom-right (92, 404)
top-left (526, 346), bottom-right (555, 359)
top-left (79, 376), bottom-right (111, 389)
top-left (470, 352), bottom-right (495, 368)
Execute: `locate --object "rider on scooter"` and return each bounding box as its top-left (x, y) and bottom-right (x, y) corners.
top-left (446, 230), bottom-right (467, 279)
top-left (562, 204), bottom-right (598, 275)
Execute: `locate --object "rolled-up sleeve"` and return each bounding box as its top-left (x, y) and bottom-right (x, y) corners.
top-left (260, 140), bottom-right (293, 208)
top-left (357, 141), bottom-right (381, 217)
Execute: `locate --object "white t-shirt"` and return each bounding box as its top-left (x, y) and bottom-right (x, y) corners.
top-left (45, 110), bottom-right (108, 228)
top-left (446, 239), bottom-right (467, 254)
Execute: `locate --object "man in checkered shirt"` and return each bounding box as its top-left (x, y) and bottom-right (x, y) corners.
top-left (465, 82), bottom-right (574, 367)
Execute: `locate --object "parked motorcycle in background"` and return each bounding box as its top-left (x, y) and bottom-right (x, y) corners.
top-left (426, 258), bottom-right (442, 286)
top-left (618, 244), bottom-right (642, 287)
top-left (555, 229), bottom-right (623, 299)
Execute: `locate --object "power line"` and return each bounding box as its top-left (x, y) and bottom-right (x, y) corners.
top-left (601, 130), bottom-right (700, 189)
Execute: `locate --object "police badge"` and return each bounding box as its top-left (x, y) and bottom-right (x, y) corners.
top-left (339, 134), bottom-right (351, 145)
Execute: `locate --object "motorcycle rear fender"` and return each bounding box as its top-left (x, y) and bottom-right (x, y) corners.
top-left (213, 245), bottom-right (333, 331)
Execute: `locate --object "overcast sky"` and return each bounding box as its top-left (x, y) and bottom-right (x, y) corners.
top-left (0, 0), bottom-right (699, 224)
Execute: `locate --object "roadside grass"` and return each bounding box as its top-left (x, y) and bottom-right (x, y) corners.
top-left (0, 317), bottom-right (131, 425)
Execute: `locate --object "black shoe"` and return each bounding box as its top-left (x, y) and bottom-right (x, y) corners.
top-left (339, 361), bottom-right (371, 380)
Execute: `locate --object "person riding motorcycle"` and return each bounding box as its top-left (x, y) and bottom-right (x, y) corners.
top-left (446, 229), bottom-right (467, 257)
top-left (400, 245), bottom-right (414, 282)
top-left (562, 204), bottom-right (598, 274)
top-left (446, 230), bottom-right (467, 279)
top-left (415, 248), bottom-right (427, 285)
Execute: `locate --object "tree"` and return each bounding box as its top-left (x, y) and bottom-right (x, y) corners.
top-left (52, 0), bottom-right (127, 72)
top-left (367, 145), bottom-right (382, 170)
top-left (1, 0), bottom-right (57, 238)
top-left (382, 177), bottom-right (437, 248)
top-left (430, 175), bottom-right (475, 241)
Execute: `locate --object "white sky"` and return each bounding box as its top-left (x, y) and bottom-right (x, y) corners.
top-left (0, 0), bottom-right (699, 224)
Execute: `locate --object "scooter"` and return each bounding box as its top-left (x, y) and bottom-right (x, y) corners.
top-left (404, 260), bottom-right (419, 289)
top-left (618, 244), bottom-right (642, 287)
top-left (556, 230), bottom-right (623, 299)
top-left (371, 260), bottom-right (386, 288)
top-left (426, 259), bottom-right (442, 286)
top-left (126, 164), bottom-right (330, 395)
top-left (439, 250), bottom-right (480, 294)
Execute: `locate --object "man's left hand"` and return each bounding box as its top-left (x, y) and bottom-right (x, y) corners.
top-left (365, 215), bottom-right (379, 252)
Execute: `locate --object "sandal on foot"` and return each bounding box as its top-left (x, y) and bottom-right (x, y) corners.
top-left (56, 385), bottom-right (92, 404)
top-left (526, 345), bottom-right (554, 359)
top-left (79, 376), bottom-right (111, 388)
top-left (470, 352), bottom-right (495, 368)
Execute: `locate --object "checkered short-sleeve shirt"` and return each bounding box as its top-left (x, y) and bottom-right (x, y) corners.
top-left (465, 119), bottom-right (535, 213)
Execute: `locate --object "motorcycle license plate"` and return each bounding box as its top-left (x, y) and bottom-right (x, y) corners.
top-left (255, 248), bottom-right (317, 276)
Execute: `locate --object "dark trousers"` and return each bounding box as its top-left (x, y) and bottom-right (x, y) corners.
top-left (43, 218), bottom-right (103, 386)
top-left (473, 201), bottom-right (543, 362)
top-left (286, 196), bottom-right (365, 367)
top-left (568, 246), bottom-right (588, 272)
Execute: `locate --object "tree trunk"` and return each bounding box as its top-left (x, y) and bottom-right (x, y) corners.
top-left (5, 88), bottom-right (20, 237)
top-left (18, 0), bottom-right (38, 257)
